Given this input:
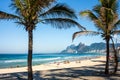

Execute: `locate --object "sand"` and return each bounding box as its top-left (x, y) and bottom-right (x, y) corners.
top-left (0, 56), bottom-right (120, 80)
top-left (0, 56), bottom-right (105, 74)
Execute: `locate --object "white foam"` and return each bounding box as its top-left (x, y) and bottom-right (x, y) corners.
top-left (4, 59), bottom-right (26, 63)
top-left (3, 57), bottom-right (61, 63)
top-left (33, 57), bottom-right (61, 62)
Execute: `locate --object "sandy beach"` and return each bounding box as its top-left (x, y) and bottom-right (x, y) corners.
top-left (0, 56), bottom-right (104, 74)
top-left (0, 56), bottom-right (120, 80)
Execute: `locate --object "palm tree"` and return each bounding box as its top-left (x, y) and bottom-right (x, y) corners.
top-left (73, 0), bottom-right (120, 74)
top-left (2, 0), bottom-right (85, 80)
top-left (111, 37), bottom-right (118, 73)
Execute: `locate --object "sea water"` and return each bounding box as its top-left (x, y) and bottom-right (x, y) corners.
top-left (0, 53), bottom-right (104, 69)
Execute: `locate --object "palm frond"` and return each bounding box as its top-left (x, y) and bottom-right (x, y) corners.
top-left (34, 0), bottom-right (55, 9)
top-left (108, 14), bottom-right (119, 30)
top-left (96, 21), bottom-right (106, 32)
top-left (43, 18), bottom-right (86, 30)
top-left (80, 10), bottom-right (99, 26)
top-left (80, 10), bottom-right (99, 22)
top-left (114, 20), bottom-right (120, 29)
top-left (112, 30), bottom-right (120, 35)
top-left (72, 31), bottom-right (100, 41)
top-left (39, 4), bottom-right (77, 19)
top-left (80, 10), bottom-right (105, 31)
top-left (93, 5), bottom-right (101, 16)
top-left (99, 0), bottom-right (106, 7)
top-left (11, 0), bottom-right (26, 16)
top-left (0, 11), bottom-right (19, 20)
top-left (109, 0), bottom-right (118, 12)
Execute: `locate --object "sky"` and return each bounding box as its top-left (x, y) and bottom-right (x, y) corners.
top-left (0, 0), bottom-right (117, 53)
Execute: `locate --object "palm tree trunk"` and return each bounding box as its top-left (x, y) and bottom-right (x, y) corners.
top-left (28, 30), bottom-right (33, 80)
top-left (111, 38), bottom-right (118, 74)
top-left (113, 50), bottom-right (118, 73)
top-left (105, 38), bottom-right (110, 74)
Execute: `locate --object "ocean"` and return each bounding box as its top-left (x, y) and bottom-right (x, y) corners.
top-left (0, 53), bottom-right (104, 69)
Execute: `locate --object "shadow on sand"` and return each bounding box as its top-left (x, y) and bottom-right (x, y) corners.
top-left (0, 60), bottom-right (120, 80)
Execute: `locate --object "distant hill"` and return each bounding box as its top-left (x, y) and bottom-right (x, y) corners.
top-left (61, 42), bottom-right (120, 53)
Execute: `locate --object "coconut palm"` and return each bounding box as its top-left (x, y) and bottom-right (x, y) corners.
top-left (73, 0), bottom-right (120, 74)
top-left (111, 37), bottom-right (118, 73)
top-left (1, 0), bottom-right (85, 80)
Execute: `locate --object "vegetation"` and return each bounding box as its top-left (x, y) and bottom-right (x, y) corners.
top-left (1, 0), bottom-right (120, 79)
top-left (73, 0), bottom-right (120, 74)
top-left (0, 11), bottom-right (17, 19)
top-left (1, 0), bottom-right (85, 80)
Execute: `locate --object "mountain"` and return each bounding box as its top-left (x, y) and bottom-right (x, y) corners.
top-left (61, 42), bottom-right (120, 53)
